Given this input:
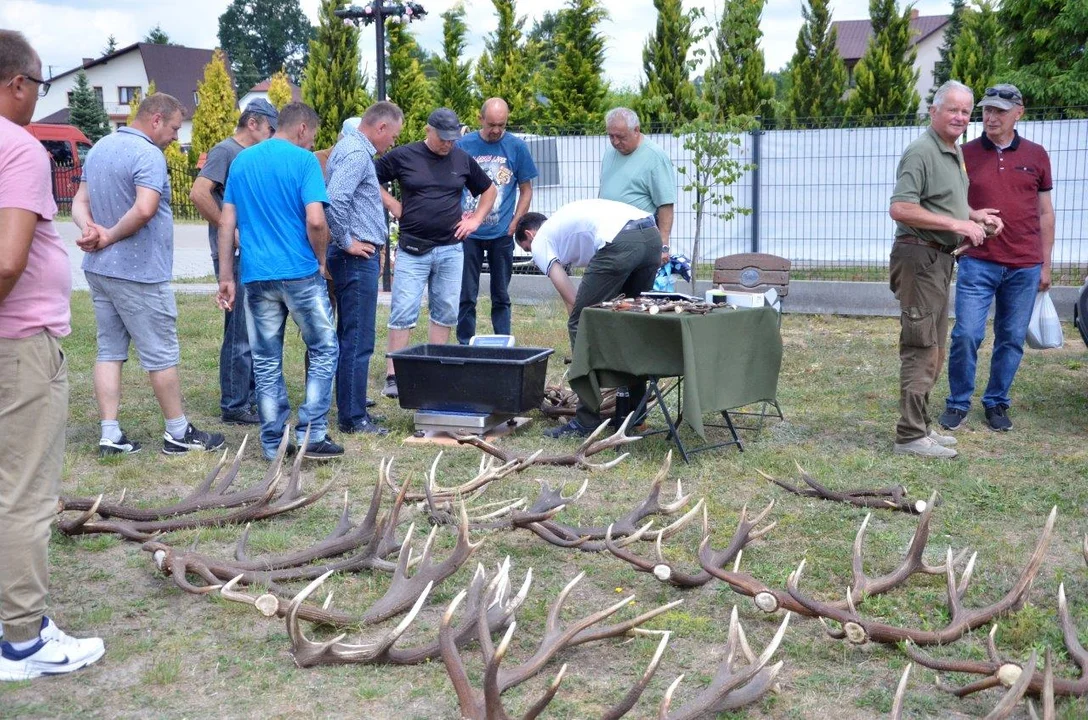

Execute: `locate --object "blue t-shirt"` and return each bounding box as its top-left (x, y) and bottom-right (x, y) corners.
top-left (456, 131), bottom-right (538, 241)
top-left (224, 138), bottom-right (329, 284)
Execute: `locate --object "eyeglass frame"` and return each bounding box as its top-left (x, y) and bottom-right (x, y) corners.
top-left (983, 87), bottom-right (1021, 103)
top-left (5, 73), bottom-right (51, 98)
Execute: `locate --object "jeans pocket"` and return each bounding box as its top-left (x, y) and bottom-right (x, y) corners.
top-left (901, 306), bottom-right (937, 348)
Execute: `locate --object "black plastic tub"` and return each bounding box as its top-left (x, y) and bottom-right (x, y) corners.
top-left (389, 344), bottom-right (554, 414)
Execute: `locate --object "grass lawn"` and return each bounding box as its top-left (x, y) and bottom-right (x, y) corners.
top-left (2, 291), bottom-right (1087, 719)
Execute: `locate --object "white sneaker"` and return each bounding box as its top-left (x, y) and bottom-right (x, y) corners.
top-left (927, 428), bottom-right (958, 447)
top-left (894, 436), bottom-right (958, 459)
top-left (0, 620), bottom-right (104, 681)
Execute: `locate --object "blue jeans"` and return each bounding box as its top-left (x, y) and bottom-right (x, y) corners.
top-left (946, 256), bottom-right (1041, 412)
top-left (388, 243), bottom-right (463, 329)
top-left (213, 257), bottom-right (255, 415)
top-left (327, 248), bottom-right (379, 430)
top-left (457, 234), bottom-right (513, 343)
top-left (244, 273), bottom-right (339, 459)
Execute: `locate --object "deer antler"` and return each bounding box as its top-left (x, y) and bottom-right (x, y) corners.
top-left (787, 506), bottom-right (1056, 645)
top-left (455, 414), bottom-right (642, 471)
top-left (757, 462), bottom-right (930, 514)
top-left (603, 504), bottom-right (714, 587)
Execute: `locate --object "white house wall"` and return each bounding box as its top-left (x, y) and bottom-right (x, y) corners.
top-left (913, 33), bottom-right (944, 113)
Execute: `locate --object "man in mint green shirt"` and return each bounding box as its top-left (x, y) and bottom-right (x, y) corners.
top-left (599, 107), bottom-right (676, 247)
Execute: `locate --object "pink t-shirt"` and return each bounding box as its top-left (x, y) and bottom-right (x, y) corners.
top-left (0, 116), bottom-right (71, 338)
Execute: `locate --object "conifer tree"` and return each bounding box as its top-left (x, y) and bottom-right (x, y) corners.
top-left (1000, 0), bottom-right (1088, 107)
top-left (927, 0), bottom-right (966, 103)
top-left (302, 0), bottom-right (372, 149)
top-left (787, 0), bottom-right (848, 121)
top-left (703, 0), bottom-right (776, 121)
top-left (433, 4), bottom-right (475, 121)
top-left (539, 0), bottom-right (608, 129)
top-left (950, 1), bottom-right (1004, 102)
top-left (267, 68), bottom-right (293, 110)
top-left (126, 80), bottom-right (156, 126)
top-left (103, 35), bottom-right (118, 55)
top-left (145, 24), bottom-right (171, 45)
top-left (190, 49), bottom-right (239, 156)
top-left (386, 20), bottom-right (435, 143)
top-left (68, 71), bottom-right (112, 143)
top-left (634, 0), bottom-right (701, 127)
top-left (474, 0), bottom-right (533, 126)
top-left (846, 0), bottom-right (919, 121)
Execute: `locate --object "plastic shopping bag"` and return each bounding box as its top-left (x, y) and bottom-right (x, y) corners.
top-left (1026, 290), bottom-right (1063, 349)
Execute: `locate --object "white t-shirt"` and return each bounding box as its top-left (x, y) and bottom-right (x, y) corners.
top-left (530, 199), bottom-right (651, 274)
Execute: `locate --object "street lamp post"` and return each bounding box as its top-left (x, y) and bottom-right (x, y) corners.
top-left (335, 2), bottom-right (427, 290)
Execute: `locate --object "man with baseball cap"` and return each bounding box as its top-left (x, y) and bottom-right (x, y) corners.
top-left (191, 98), bottom-right (278, 426)
top-left (375, 107), bottom-right (496, 399)
top-left (939, 84), bottom-right (1055, 433)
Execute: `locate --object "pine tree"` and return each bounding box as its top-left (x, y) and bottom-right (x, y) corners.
top-left (846, 0), bottom-right (920, 121)
top-left (386, 20), bottom-right (435, 143)
top-left (474, 0), bottom-right (533, 126)
top-left (190, 50), bottom-right (239, 156)
top-left (927, 0), bottom-right (966, 103)
top-left (787, 0), bottom-right (848, 121)
top-left (950, 1), bottom-right (1005, 102)
top-left (433, 4), bottom-right (475, 121)
top-left (539, 0), bottom-right (609, 129)
top-left (144, 24), bottom-right (171, 45)
top-left (1000, 0), bottom-right (1088, 107)
top-left (103, 35), bottom-right (118, 56)
top-left (302, 0), bottom-right (372, 149)
top-left (634, 0), bottom-right (701, 128)
top-left (68, 71), bottom-right (111, 143)
top-left (703, 0), bottom-right (777, 121)
top-left (267, 68), bottom-right (293, 110)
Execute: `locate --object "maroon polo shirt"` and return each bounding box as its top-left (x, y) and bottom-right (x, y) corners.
top-left (962, 130), bottom-right (1052, 267)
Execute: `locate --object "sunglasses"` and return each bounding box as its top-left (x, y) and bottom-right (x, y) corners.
top-left (984, 87), bottom-right (1021, 102)
top-left (5, 73), bottom-right (51, 98)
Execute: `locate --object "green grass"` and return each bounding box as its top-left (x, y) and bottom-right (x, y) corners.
top-left (3, 291), bottom-right (1087, 718)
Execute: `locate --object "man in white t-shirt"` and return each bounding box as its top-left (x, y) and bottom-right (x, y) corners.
top-left (515, 198), bottom-right (662, 437)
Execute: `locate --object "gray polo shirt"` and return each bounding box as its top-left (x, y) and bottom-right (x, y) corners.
top-left (890, 126), bottom-right (970, 248)
top-left (81, 127), bottom-right (174, 283)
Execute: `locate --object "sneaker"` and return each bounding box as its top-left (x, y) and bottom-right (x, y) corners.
top-left (98, 432), bottom-right (141, 457)
top-left (221, 409), bottom-right (260, 425)
top-left (938, 407), bottom-right (968, 431)
top-left (338, 417), bottom-right (389, 436)
top-left (927, 428), bottom-right (958, 447)
top-left (162, 423), bottom-right (227, 455)
top-left (382, 375), bottom-right (398, 399)
top-left (302, 436), bottom-right (345, 460)
top-left (893, 436), bottom-right (958, 459)
top-left (544, 419), bottom-right (591, 439)
top-left (985, 404), bottom-right (1013, 432)
top-left (366, 398), bottom-right (377, 408)
top-left (0, 621), bottom-right (104, 682)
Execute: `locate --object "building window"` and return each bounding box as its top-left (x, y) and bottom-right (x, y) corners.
top-left (118, 86), bottom-right (141, 105)
top-left (193, 92), bottom-right (200, 107)
top-left (94, 86), bottom-right (104, 107)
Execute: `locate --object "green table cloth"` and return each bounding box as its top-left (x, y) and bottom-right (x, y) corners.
top-left (568, 306), bottom-right (783, 438)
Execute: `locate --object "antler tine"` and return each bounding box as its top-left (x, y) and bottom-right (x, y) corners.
top-left (481, 623), bottom-right (519, 719)
top-left (600, 631), bottom-right (671, 720)
top-left (1057, 583), bottom-right (1088, 672)
top-left (520, 665), bottom-right (568, 720)
top-left (210, 434), bottom-right (248, 495)
top-left (569, 598), bottom-right (683, 647)
top-left (658, 675), bottom-right (685, 719)
top-left (655, 498), bottom-right (706, 541)
top-left (984, 649), bottom-right (1038, 720)
top-left (1041, 647), bottom-right (1055, 720)
top-left (891, 663), bottom-right (912, 720)
top-left (58, 494), bottom-right (103, 533)
top-left (439, 588), bottom-right (479, 718)
top-left (985, 624), bottom-right (1002, 664)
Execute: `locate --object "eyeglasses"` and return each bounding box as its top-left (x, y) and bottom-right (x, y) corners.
top-left (984, 87), bottom-right (1021, 102)
top-left (6, 73), bottom-right (50, 97)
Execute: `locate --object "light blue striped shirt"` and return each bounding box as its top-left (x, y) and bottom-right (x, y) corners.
top-left (325, 126), bottom-right (387, 251)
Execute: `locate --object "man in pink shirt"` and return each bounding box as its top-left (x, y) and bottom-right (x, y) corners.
top-left (0, 30), bottom-right (104, 680)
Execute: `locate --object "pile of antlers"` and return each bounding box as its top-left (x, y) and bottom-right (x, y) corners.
top-left (591, 296), bottom-right (716, 315)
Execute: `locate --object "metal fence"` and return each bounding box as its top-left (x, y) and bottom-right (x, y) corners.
top-left (50, 156), bottom-right (203, 222)
top-left (513, 108), bottom-right (1088, 284)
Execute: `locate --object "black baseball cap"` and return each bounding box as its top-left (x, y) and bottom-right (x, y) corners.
top-left (427, 107), bottom-right (461, 140)
top-left (245, 98), bottom-right (279, 131)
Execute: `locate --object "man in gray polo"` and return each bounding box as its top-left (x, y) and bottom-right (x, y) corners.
top-left (72, 92), bottom-right (224, 457)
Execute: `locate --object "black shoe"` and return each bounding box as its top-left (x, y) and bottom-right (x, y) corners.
top-left (99, 432), bottom-right (141, 457)
top-left (938, 407), bottom-right (967, 431)
top-left (339, 417), bottom-right (389, 436)
top-left (303, 436), bottom-right (345, 459)
top-left (162, 423), bottom-right (227, 455)
top-left (985, 404), bottom-right (1013, 431)
top-left (544, 419), bottom-right (591, 439)
top-left (366, 398), bottom-right (377, 408)
top-left (222, 409), bottom-right (260, 425)
top-left (382, 375), bottom-right (398, 399)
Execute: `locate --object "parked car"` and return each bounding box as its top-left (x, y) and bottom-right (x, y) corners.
top-left (27, 123), bottom-right (92, 211)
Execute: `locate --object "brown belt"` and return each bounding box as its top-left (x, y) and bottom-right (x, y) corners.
top-left (895, 235), bottom-right (955, 254)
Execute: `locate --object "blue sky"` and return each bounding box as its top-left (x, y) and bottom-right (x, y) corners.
top-left (4, 0), bottom-right (955, 87)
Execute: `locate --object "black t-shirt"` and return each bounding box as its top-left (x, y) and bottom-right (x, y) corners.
top-left (375, 141), bottom-right (493, 245)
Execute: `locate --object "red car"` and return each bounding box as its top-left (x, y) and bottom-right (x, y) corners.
top-left (27, 123), bottom-right (93, 211)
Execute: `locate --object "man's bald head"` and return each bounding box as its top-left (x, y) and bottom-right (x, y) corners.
top-left (479, 97), bottom-right (510, 143)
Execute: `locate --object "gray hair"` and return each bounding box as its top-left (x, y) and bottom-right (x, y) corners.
top-left (362, 101), bottom-right (404, 127)
top-left (932, 81), bottom-right (974, 109)
top-left (278, 102), bottom-right (320, 131)
top-left (0, 30), bottom-right (38, 84)
top-left (605, 107), bottom-right (640, 130)
top-left (136, 92), bottom-right (186, 121)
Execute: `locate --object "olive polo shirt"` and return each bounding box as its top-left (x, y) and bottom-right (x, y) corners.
top-left (890, 126), bottom-right (970, 248)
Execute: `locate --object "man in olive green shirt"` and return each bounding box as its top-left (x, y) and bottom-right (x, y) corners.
top-left (599, 107), bottom-right (676, 247)
top-left (888, 80), bottom-right (1002, 459)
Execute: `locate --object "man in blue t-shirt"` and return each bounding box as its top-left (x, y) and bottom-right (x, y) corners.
top-left (217, 102), bottom-right (342, 461)
top-left (455, 98), bottom-right (538, 344)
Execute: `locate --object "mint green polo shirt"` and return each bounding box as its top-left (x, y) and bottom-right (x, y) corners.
top-left (890, 126), bottom-right (970, 248)
top-left (599, 136), bottom-right (676, 214)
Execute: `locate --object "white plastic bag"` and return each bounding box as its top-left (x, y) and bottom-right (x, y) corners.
top-left (1026, 290), bottom-right (1063, 349)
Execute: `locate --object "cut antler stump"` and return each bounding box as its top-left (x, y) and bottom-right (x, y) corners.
top-left (757, 462), bottom-right (930, 514)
